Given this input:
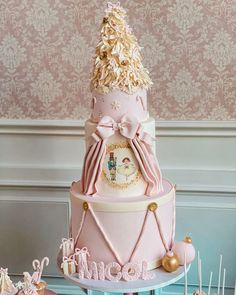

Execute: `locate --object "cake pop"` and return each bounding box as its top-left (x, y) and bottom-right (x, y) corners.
top-left (172, 236), bottom-right (195, 265)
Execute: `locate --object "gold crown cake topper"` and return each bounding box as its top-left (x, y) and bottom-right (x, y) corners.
top-left (91, 2), bottom-right (153, 94)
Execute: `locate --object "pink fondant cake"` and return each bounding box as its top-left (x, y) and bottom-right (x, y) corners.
top-left (58, 2), bottom-right (194, 282)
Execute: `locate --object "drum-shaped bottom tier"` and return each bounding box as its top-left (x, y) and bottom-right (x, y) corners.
top-left (70, 179), bottom-right (175, 270)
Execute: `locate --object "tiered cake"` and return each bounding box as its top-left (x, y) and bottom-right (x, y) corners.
top-left (59, 3), bottom-right (193, 282)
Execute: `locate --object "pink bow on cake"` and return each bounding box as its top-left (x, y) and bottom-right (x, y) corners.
top-left (82, 114), bottom-right (163, 196)
top-left (93, 115), bottom-right (152, 143)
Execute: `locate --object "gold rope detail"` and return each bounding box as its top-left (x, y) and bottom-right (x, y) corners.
top-left (106, 141), bottom-right (130, 153)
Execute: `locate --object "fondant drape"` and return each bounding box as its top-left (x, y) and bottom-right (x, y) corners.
top-left (81, 115), bottom-right (163, 196)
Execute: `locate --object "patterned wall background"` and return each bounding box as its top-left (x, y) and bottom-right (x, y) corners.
top-left (0, 0), bottom-right (235, 120)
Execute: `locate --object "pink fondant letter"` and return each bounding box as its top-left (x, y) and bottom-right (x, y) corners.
top-left (87, 261), bottom-right (98, 280)
top-left (122, 263), bottom-right (141, 281)
top-left (105, 262), bottom-right (122, 282)
top-left (97, 262), bottom-right (105, 280)
top-left (141, 261), bottom-right (155, 280)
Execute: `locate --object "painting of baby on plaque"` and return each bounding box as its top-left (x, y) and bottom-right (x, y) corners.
top-left (117, 157), bottom-right (136, 181)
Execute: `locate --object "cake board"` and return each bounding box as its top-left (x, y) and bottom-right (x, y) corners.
top-left (44, 290), bottom-right (57, 295)
top-left (59, 263), bottom-right (190, 295)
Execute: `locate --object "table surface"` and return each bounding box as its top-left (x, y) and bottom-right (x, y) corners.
top-left (62, 265), bottom-right (190, 293)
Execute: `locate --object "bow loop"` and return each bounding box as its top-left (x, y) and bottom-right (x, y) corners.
top-left (120, 115), bottom-right (140, 139)
top-left (60, 237), bottom-right (74, 249)
top-left (74, 247), bottom-right (90, 257)
top-left (96, 116), bottom-right (116, 139)
top-left (95, 114), bottom-right (140, 140)
top-left (62, 256), bottom-right (73, 263)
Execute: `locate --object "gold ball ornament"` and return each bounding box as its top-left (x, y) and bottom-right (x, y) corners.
top-left (184, 236), bottom-right (192, 243)
top-left (161, 251), bottom-right (180, 272)
top-left (83, 202), bottom-right (89, 211)
top-left (103, 17), bottom-right (109, 23)
top-left (148, 202), bottom-right (158, 212)
top-left (35, 281), bottom-right (47, 295)
top-left (100, 52), bottom-right (107, 60)
top-left (172, 236), bottom-right (195, 265)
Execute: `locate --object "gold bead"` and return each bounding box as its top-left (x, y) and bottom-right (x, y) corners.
top-left (148, 202), bottom-right (158, 212)
top-left (83, 202), bottom-right (89, 211)
top-left (103, 17), bottom-right (109, 23)
top-left (100, 52), bottom-right (107, 59)
top-left (35, 281), bottom-right (47, 291)
top-left (162, 251), bottom-right (180, 272)
top-left (184, 236), bottom-right (192, 244)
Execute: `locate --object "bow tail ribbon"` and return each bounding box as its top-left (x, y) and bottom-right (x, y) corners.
top-left (82, 116), bottom-right (116, 195)
top-left (81, 133), bottom-right (107, 195)
top-left (143, 134), bottom-right (163, 192)
top-left (128, 129), bottom-right (163, 195)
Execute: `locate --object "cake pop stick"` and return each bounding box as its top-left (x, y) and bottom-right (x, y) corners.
top-left (217, 255), bottom-right (223, 295)
top-left (197, 251), bottom-right (202, 294)
top-left (199, 258), bottom-right (202, 294)
top-left (194, 252), bottom-right (206, 295)
top-left (208, 272), bottom-right (213, 295)
top-left (184, 251), bottom-right (187, 295)
top-left (198, 251), bottom-right (201, 291)
top-left (222, 269), bottom-right (226, 295)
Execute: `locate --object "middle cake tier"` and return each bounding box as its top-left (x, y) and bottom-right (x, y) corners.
top-left (84, 117), bottom-right (158, 198)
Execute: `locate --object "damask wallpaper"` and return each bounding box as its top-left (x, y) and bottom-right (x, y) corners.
top-left (0, 0), bottom-right (235, 120)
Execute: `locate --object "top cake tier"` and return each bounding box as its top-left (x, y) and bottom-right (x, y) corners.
top-left (91, 88), bottom-right (148, 123)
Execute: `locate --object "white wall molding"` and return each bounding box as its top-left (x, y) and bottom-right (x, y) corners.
top-left (1, 178), bottom-right (235, 209)
top-left (0, 185), bottom-right (69, 202)
top-left (0, 119), bottom-right (85, 136)
top-left (1, 191), bottom-right (235, 210)
top-left (0, 119), bottom-right (236, 137)
top-left (0, 166), bottom-right (235, 194)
